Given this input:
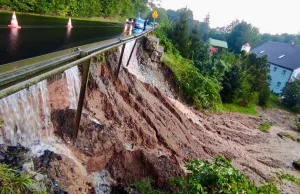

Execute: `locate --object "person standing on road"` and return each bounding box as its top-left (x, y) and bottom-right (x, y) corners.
top-left (143, 19), bottom-right (148, 31)
top-left (132, 18), bottom-right (137, 32)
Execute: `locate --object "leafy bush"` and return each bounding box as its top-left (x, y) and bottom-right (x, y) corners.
top-left (171, 156), bottom-right (279, 194)
top-left (282, 79), bottom-right (300, 109)
top-left (296, 122), bottom-right (300, 132)
top-left (132, 178), bottom-right (166, 194)
top-left (0, 163), bottom-right (35, 194)
top-left (132, 156), bottom-right (279, 194)
top-left (258, 123), bottom-right (271, 133)
top-left (163, 53), bottom-right (222, 110)
top-left (154, 22), bottom-right (180, 56)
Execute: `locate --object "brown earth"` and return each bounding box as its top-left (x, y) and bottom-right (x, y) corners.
top-left (48, 38), bottom-right (300, 193)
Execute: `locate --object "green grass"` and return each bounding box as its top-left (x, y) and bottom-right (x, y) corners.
top-left (296, 122), bottom-right (300, 132)
top-left (258, 123), bottom-right (271, 133)
top-left (268, 93), bottom-right (296, 113)
top-left (221, 103), bottom-right (258, 115)
top-left (283, 132), bottom-right (300, 142)
top-left (0, 163), bottom-right (35, 194)
top-left (276, 172), bottom-right (300, 188)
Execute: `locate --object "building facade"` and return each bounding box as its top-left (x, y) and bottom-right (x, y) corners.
top-left (251, 41), bottom-right (300, 94)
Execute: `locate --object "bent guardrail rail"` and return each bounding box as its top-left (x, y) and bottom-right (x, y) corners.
top-left (0, 27), bottom-right (155, 138)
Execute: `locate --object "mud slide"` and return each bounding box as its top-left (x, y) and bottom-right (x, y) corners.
top-left (48, 37), bottom-right (300, 193)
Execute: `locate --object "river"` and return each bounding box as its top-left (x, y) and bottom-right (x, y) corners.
top-left (0, 12), bottom-right (124, 65)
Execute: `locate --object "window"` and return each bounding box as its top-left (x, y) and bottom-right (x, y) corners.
top-left (260, 50), bottom-right (265, 53)
top-left (273, 67), bottom-right (277, 72)
top-left (278, 55), bottom-right (285, 59)
top-left (282, 70), bottom-right (286, 76)
top-left (276, 82), bottom-right (281, 88)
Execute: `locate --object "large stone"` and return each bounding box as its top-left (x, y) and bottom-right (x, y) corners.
top-left (293, 160), bottom-right (300, 170)
top-left (151, 46), bottom-right (164, 63)
top-left (146, 36), bottom-right (159, 52)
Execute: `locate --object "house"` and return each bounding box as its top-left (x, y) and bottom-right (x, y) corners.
top-left (251, 41), bottom-right (300, 94)
top-left (208, 38), bottom-right (228, 54)
top-left (241, 43), bottom-right (251, 53)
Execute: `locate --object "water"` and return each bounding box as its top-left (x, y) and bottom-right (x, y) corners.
top-left (0, 12), bottom-right (123, 65)
top-left (91, 170), bottom-right (116, 194)
top-left (121, 40), bottom-right (146, 81)
top-left (65, 66), bottom-right (81, 109)
top-left (0, 80), bottom-right (52, 146)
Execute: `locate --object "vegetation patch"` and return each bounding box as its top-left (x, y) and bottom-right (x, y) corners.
top-left (132, 156), bottom-right (280, 194)
top-left (258, 123), bottom-right (271, 133)
top-left (296, 122), bottom-right (300, 132)
top-left (222, 103), bottom-right (258, 115)
top-left (283, 132), bottom-right (300, 142)
top-left (276, 172), bottom-right (300, 188)
top-left (163, 53), bottom-right (222, 111)
top-left (0, 163), bottom-right (35, 194)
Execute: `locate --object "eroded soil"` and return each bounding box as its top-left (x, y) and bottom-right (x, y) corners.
top-left (48, 39), bottom-right (300, 193)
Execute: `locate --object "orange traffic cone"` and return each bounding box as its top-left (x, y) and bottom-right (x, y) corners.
top-left (8, 12), bottom-right (21, 29)
top-left (66, 18), bottom-right (73, 28)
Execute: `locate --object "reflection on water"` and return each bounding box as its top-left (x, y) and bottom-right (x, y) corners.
top-left (0, 12), bottom-right (123, 65)
top-left (9, 28), bottom-right (20, 54)
top-left (66, 27), bottom-right (72, 40)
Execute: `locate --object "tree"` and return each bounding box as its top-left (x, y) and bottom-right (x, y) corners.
top-left (200, 13), bottom-right (210, 41)
top-left (189, 23), bottom-right (203, 60)
top-left (227, 21), bottom-right (260, 53)
top-left (236, 53), bottom-right (270, 106)
top-left (282, 79), bottom-right (300, 108)
top-left (220, 65), bottom-right (242, 103)
top-left (172, 8), bottom-right (190, 58)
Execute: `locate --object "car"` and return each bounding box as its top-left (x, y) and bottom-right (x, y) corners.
top-left (135, 18), bottom-right (145, 29)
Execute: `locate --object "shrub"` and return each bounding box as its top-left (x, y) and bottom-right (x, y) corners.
top-left (163, 54), bottom-right (222, 110)
top-left (282, 79), bottom-right (300, 109)
top-left (132, 178), bottom-right (166, 194)
top-left (171, 156), bottom-right (279, 194)
top-left (296, 122), bottom-right (300, 132)
top-left (258, 123), bottom-right (271, 133)
top-left (0, 163), bottom-right (35, 194)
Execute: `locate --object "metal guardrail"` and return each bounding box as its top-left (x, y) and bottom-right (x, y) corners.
top-left (0, 27), bottom-right (155, 138)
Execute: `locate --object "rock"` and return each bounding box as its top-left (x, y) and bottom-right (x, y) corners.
top-left (277, 132), bottom-right (284, 139)
top-left (22, 160), bottom-right (34, 173)
top-left (34, 172), bottom-right (47, 181)
top-left (0, 144), bottom-right (30, 168)
top-left (292, 160), bottom-right (300, 170)
top-left (34, 149), bottom-right (62, 173)
top-left (145, 36), bottom-right (159, 52)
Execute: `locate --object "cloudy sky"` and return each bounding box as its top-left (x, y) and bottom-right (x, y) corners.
top-left (160, 0), bottom-right (299, 34)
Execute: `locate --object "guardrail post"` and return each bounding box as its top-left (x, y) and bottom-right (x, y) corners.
top-left (116, 43), bottom-right (126, 78)
top-left (126, 39), bottom-right (138, 67)
top-left (74, 53), bottom-right (92, 138)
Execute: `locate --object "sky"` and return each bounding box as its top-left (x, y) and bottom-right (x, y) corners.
top-left (160, 0), bottom-right (299, 35)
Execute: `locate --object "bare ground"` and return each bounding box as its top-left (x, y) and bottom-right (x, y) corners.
top-left (47, 41), bottom-right (300, 193)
